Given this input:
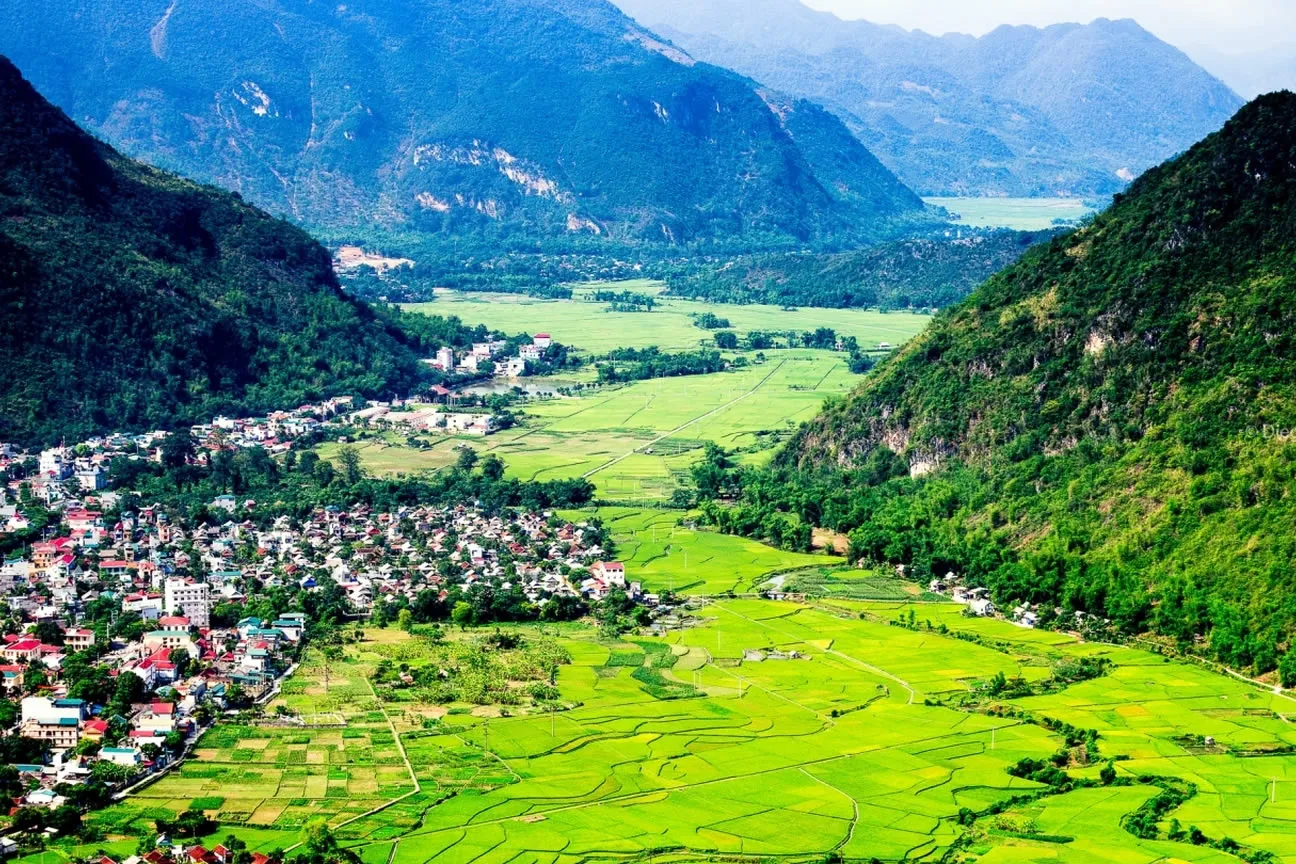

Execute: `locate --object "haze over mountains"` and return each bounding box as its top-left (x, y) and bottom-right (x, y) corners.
top-left (0, 0), bottom-right (930, 251)
top-left (615, 0), bottom-right (1244, 197)
top-left (1189, 43), bottom-right (1296, 100)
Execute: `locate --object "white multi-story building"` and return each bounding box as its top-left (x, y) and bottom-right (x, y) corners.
top-left (39, 448), bottom-right (72, 480)
top-left (164, 578), bottom-right (211, 627)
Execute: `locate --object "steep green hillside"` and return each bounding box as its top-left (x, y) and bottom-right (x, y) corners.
top-left (617, 0), bottom-right (1244, 197)
top-left (0, 57), bottom-right (459, 447)
top-left (707, 93), bottom-right (1296, 676)
top-left (2, 0), bottom-right (926, 249)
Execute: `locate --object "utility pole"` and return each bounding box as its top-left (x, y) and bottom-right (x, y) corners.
top-left (484, 718), bottom-right (490, 757)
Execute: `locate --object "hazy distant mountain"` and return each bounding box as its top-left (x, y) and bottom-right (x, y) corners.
top-left (1, 0), bottom-right (927, 251)
top-left (615, 0), bottom-right (1244, 197)
top-left (1188, 44), bottom-right (1296, 100)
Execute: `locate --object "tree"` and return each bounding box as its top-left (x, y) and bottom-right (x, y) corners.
top-left (713, 332), bottom-right (738, 350)
top-left (456, 447), bottom-right (479, 472)
top-left (14, 807), bottom-right (45, 832)
top-left (49, 804), bottom-right (82, 836)
top-left (163, 730), bottom-right (187, 756)
top-left (32, 620), bottom-right (64, 645)
top-left (397, 609), bottom-right (414, 633)
top-left (161, 434), bottom-right (195, 469)
top-left (169, 647), bottom-right (192, 679)
top-left (480, 455), bottom-right (506, 482)
top-left (0, 765), bottom-right (22, 797)
top-left (157, 809), bottom-right (214, 839)
top-left (224, 683), bottom-right (249, 709)
top-left (302, 817), bottom-right (332, 854)
top-left (110, 672), bottom-right (148, 715)
top-left (1280, 650), bottom-right (1296, 688)
top-left (337, 446), bottom-right (365, 486)
top-left (452, 601), bottom-right (475, 629)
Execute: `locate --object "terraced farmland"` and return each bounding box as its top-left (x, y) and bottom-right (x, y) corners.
top-left (94, 599), bottom-right (1296, 864)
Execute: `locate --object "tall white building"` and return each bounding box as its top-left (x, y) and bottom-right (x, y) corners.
top-left (39, 448), bottom-right (72, 480)
top-left (164, 579), bottom-right (211, 627)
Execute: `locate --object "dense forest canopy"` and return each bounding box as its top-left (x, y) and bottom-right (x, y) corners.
top-left (0, 57), bottom-right (498, 447)
top-left (702, 92), bottom-right (1296, 679)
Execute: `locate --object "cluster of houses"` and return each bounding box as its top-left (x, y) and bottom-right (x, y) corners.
top-left (928, 573), bottom-right (998, 618)
top-left (349, 404), bottom-right (500, 437)
top-left (929, 573), bottom-right (1075, 629)
top-left (0, 604), bottom-right (304, 821)
top-left (0, 400), bottom-right (361, 522)
top-left (0, 487), bottom-right (643, 713)
top-left (425, 333), bottom-right (552, 379)
top-left (223, 502), bottom-right (643, 611)
top-left (185, 398), bottom-right (357, 455)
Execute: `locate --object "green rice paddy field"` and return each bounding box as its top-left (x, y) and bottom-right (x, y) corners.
top-left (566, 507), bottom-right (839, 595)
top-left (404, 284), bottom-right (928, 354)
top-left (924, 197), bottom-right (1101, 231)
top-left (89, 599), bottom-right (1296, 864)
top-left (321, 350), bottom-right (861, 501)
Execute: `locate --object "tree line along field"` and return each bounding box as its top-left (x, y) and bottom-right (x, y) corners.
top-left (87, 599), bottom-right (1296, 864)
top-left (923, 197), bottom-right (1100, 231)
top-left (320, 350), bottom-right (860, 502)
top-left (403, 283), bottom-right (929, 354)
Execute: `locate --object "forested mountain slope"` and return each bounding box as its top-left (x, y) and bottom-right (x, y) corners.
top-left (725, 93), bottom-right (1296, 675)
top-left (617, 0), bottom-right (1244, 197)
top-left (1, 0), bottom-right (926, 250)
top-left (0, 57), bottom-right (454, 447)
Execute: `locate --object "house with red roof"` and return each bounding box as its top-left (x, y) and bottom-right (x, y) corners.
top-left (64, 628), bottom-right (95, 651)
top-left (81, 719), bottom-right (109, 741)
top-left (2, 639), bottom-right (41, 663)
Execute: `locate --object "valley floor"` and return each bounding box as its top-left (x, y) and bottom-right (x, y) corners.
top-left (319, 349), bottom-right (864, 503)
top-left (73, 594), bottom-right (1296, 864)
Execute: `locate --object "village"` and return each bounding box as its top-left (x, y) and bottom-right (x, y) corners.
top-left (0, 386), bottom-right (650, 854)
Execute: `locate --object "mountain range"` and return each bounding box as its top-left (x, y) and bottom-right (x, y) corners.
top-left (767, 91), bottom-right (1296, 671)
top-left (0, 0), bottom-right (928, 251)
top-left (0, 56), bottom-right (474, 448)
top-left (615, 0), bottom-right (1245, 198)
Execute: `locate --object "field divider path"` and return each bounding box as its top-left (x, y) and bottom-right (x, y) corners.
top-left (700, 649), bottom-right (823, 718)
top-left (581, 360), bottom-right (788, 479)
top-left (798, 767), bottom-right (859, 851)
top-left (285, 675), bottom-right (423, 853)
top-left (824, 648), bottom-right (916, 705)
top-left (711, 603), bottom-right (919, 705)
